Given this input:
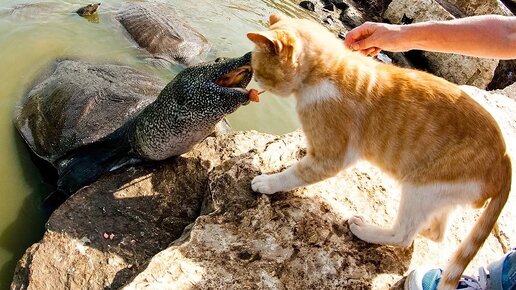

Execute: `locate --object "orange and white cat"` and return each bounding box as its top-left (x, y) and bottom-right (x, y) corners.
top-left (248, 14), bottom-right (511, 290)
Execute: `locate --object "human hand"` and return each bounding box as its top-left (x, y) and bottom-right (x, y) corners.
top-left (344, 22), bottom-right (408, 56)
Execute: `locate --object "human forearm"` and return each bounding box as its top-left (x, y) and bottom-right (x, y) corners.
top-left (402, 15), bottom-right (516, 59)
top-left (345, 15), bottom-right (516, 59)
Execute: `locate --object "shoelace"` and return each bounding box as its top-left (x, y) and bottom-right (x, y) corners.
top-left (457, 274), bottom-right (485, 290)
top-left (477, 266), bottom-right (489, 290)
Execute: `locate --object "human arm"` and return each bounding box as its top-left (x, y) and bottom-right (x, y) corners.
top-left (344, 15), bottom-right (516, 60)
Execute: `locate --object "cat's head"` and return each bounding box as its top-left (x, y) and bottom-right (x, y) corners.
top-left (246, 14), bottom-right (302, 97)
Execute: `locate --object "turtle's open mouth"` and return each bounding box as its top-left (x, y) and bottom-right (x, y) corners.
top-left (215, 65), bottom-right (253, 88)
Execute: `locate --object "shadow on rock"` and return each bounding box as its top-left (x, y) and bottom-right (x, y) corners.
top-left (12, 155), bottom-right (210, 290)
top-left (123, 134), bottom-right (413, 289)
top-left (1, 127), bottom-right (50, 289)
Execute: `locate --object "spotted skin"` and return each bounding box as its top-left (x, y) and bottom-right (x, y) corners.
top-left (55, 53), bottom-right (253, 195)
top-left (76, 3), bottom-right (100, 16)
top-left (131, 52), bottom-right (253, 160)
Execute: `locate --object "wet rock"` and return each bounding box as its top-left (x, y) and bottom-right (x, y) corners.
top-left (12, 85), bottom-right (516, 289)
top-left (299, 0), bottom-right (316, 11)
top-left (436, 0), bottom-right (513, 16)
top-left (338, 3), bottom-right (369, 28)
top-left (321, 0), bottom-right (335, 11)
top-left (488, 60), bottom-right (516, 91)
top-left (116, 1), bottom-right (210, 67)
top-left (332, 0), bottom-right (350, 11)
top-left (384, 0), bottom-right (499, 88)
top-left (500, 0), bottom-right (516, 14)
top-left (352, 0), bottom-right (393, 17)
top-left (324, 14), bottom-right (336, 25)
top-left (14, 59), bottom-right (165, 164)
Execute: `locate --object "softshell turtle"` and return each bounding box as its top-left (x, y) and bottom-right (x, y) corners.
top-left (15, 53), bottom-right (255, 195)
top-left (2, 2), bottom-right (60, 19)
top-left (3, 2), bottom-right (100, 19)
top-left (15, 60), bottom-right (165, 164)
top-left (116, 1), bottom-right (210, 66)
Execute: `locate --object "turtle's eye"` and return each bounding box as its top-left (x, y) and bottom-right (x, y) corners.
top-left (214, 57), bottom-right (226, 63)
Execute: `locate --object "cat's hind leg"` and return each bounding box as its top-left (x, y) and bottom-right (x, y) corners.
top-left (419, 208), bottom-right (454, 242)
top-left (348, 182), bottom-right (479, 247)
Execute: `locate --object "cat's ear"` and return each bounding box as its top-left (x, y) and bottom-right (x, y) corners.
top-left (247, 30), bottom-right (298, 62)
top-left (247, 31), bottom-right (283, 54)
top-left (269, 14), bottom-right (284, 25)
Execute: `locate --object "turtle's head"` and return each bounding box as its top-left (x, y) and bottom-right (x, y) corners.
top-left (210, 52), bottom-right (253, 96)
top-left (76, 3), bottom-right (101, 16)
top-left (174, 52), bottom-right (255, 112)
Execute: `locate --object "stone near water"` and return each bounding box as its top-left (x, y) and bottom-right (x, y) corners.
top-left (299, 0), bottom-right (316, 11)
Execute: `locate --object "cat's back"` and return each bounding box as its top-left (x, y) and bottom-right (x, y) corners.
top-left (351, 61), bottom-right (508, 183)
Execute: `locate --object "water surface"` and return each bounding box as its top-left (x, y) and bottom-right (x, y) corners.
top-left (0, 0), bottom-right (312, 287)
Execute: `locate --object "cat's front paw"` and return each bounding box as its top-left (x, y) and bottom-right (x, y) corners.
top-left (251, 174), bottom-right (280, 195)
top-left (348, 215), bottom-right (368, 238)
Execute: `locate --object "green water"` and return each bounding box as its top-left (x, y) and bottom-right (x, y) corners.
top-left (0, 0), bottom-right (312, 288)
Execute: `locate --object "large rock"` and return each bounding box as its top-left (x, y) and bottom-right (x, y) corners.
top-left (116, 2), bottom-right (210, 67)
top-left (488, 60), bottom-right (516, 91)
top-left (436, 0), bottom-right (512, 16)
top-left (501, 0), bottom-right (516, 14)
top-left (12, 157), bottom-right (211, 290)
top-left (384, 0), bottom-right (500, 89)
top-left (12, 85), bottom-right (516, 289)
top-left (14, 59), bottom-right (165, 164)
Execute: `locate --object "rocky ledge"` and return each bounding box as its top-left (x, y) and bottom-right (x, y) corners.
top-left (11, 84), bottom-right (516, 290)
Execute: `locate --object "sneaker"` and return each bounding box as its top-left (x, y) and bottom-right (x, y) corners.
top-left (404, 268), bottom-right (486, 290)
top-left (487, 249), bottom-right (516, 290)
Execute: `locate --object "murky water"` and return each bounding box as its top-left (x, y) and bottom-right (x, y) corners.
top-left (0, 0), bottom-right (313, 288)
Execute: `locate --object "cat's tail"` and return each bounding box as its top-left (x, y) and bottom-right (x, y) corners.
top-left (438, 154), bottom-right (512, 290)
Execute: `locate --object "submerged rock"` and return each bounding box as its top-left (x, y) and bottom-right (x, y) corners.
top-left (299, 0), bottom-right (316, 12)
top-left (116, 1), bottom-right (210, 67)
top-left (12, 85), bottom-right (515, 289)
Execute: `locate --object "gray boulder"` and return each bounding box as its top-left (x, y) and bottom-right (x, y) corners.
top-left (438, 0), bottom-right (512, 17)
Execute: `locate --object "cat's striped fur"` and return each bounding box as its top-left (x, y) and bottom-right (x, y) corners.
top-left (248, 14), bottom-right (511, 290)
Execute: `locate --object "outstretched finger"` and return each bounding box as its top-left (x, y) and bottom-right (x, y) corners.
top-left (344, 23), bottom-right (375, 49)
top-left (363, 47), bottom-right (377, 56)
top-left (370, 47), bottom-right (382, 57)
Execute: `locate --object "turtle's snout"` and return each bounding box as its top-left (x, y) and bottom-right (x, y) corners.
top-left (77, 3), bottom-right (101, 16)
top-left (215, 65), bottom-right (252, 88)
top-left (213, 52), bottom-right (253, 89)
